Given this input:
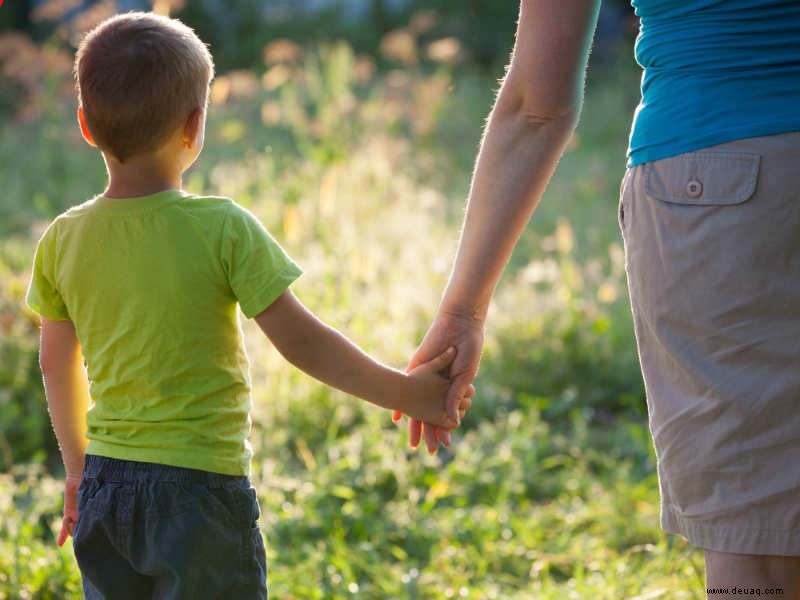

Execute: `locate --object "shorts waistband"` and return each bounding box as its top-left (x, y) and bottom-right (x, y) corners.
top-left (83, 454), bottom-right (245, 486)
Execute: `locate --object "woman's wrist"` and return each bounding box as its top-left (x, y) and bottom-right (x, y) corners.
top-left (438, 282), bottom-right (491, 325)
top-left (438, 302), bottom-right (488, 326)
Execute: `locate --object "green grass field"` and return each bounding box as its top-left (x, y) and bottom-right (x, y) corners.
top-left (0, 38), bottom-right (707, 599)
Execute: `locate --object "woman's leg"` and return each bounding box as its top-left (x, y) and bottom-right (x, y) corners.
top-left (705, 550), bottom-right (800, 600)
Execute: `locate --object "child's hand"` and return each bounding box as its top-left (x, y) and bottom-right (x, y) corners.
top-left (403, 347), bottom-right (474, 430)
top-left (57, 474), bottom-right (81, 547)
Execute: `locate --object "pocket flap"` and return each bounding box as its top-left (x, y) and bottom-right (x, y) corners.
top-left (645, 151), bottom-right (760, 206)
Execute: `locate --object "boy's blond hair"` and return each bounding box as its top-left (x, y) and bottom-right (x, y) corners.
top-left (75, 12), bottom-right (214, 162)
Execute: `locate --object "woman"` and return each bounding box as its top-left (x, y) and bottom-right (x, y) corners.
top-left (395, 0), bottom-right (800, 595)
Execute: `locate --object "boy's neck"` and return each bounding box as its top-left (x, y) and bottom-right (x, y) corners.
top-left (102, 152), bottom-right (183, 199)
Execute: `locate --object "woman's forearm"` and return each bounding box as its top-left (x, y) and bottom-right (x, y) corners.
top-left (440, 0), bottom-right (601, 321)
top-left (440, 98), bottom-right (579, 320)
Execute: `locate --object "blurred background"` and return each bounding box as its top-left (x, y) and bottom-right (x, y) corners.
top-left (0, 1), bottom-right (705, 598)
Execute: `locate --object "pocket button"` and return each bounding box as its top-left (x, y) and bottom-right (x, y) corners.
top-left (685, 179), bottom-right (703, 198)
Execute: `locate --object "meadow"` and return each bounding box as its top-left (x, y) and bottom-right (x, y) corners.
top-left (0, 23), bottom-right (706, 599)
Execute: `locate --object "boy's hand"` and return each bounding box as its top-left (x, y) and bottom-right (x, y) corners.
top-left (403, 347), bottom-right (475, 431)
top-left (57, 474), bottom-right (81, 547)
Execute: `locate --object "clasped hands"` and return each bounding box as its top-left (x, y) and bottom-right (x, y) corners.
top-left (394, 310), bottom-right (485, 454)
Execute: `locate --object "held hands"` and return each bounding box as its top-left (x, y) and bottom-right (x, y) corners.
top-left (57, 473), bottom-right (81, 547)
top-left (394, 310), bottom-right (485, 454)
top-left (403, 347), bottom-right (475, 430)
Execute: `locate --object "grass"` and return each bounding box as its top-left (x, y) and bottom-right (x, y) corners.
top-left (0, 34), bottom-right (707, 598)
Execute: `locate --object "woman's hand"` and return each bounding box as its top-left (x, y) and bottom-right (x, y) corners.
top-left (394, 310), bottom-right (484, 454)
top-left (403, 347), bottom-right (474, 428)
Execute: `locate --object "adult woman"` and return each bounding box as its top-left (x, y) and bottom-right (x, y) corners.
top-left (396, 0), bottom-right (800, 595)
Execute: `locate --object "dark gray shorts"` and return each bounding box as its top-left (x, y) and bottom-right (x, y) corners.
top-left (74, 455), bottom-right (267, 599)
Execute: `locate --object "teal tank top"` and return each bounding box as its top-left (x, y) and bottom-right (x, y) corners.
top-left (627, 0), bottom-right (800, 166)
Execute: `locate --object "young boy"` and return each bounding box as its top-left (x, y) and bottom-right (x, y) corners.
top-left (27, 12), bottom-right (470, 598)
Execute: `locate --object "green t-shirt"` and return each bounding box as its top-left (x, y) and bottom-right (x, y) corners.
top-left (27, 189), bottom-right (302, 475)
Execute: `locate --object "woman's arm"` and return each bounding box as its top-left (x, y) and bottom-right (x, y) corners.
top-left (254, 290), bottom-right (464, 428)
top-left (403, 0), bottom-right (603, 452)
top-left (444, 0), bottom-right (601, 321)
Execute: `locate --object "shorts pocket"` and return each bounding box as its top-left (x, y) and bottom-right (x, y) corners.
top-left (618, 167), bottom-right (633, 234)
top-left (77, 478), bottom-right (101, 510)
top-left (192, 480), bottom-right (259, 528)
top-left (644, 151), bottom-right (760, 206)
top-left (77, 479), bottom-right (119, 517)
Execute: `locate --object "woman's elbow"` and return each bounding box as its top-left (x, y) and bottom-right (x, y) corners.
top-left (497, 74), bottom-right (583, 131)
top-left (518, 100), bottom-right (581, 130)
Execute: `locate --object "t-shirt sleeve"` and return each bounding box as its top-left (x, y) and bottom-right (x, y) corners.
top-left (221, 202), bottom-right (302, 318)
top-left (26, 221), bottom-right (71, 320)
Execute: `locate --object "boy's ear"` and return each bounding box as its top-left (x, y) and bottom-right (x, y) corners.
top-left (77, 107), bottom-right (97, 147)
top-left (182, 107), bottom-right (204, 148)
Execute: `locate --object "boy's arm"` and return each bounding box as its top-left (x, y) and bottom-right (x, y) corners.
top-left (39, 318), bottom-right (90, 477)
top-left (39, 318), bottom-right (90, 546)
top-left (253, 291), bottom-right (460, 429)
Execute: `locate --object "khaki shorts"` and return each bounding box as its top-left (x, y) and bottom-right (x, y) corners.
top-left (620, 132), bottom-right (800, 555)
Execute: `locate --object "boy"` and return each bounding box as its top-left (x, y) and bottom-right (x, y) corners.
top-left (27, 12), bottom-right (470, 598)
